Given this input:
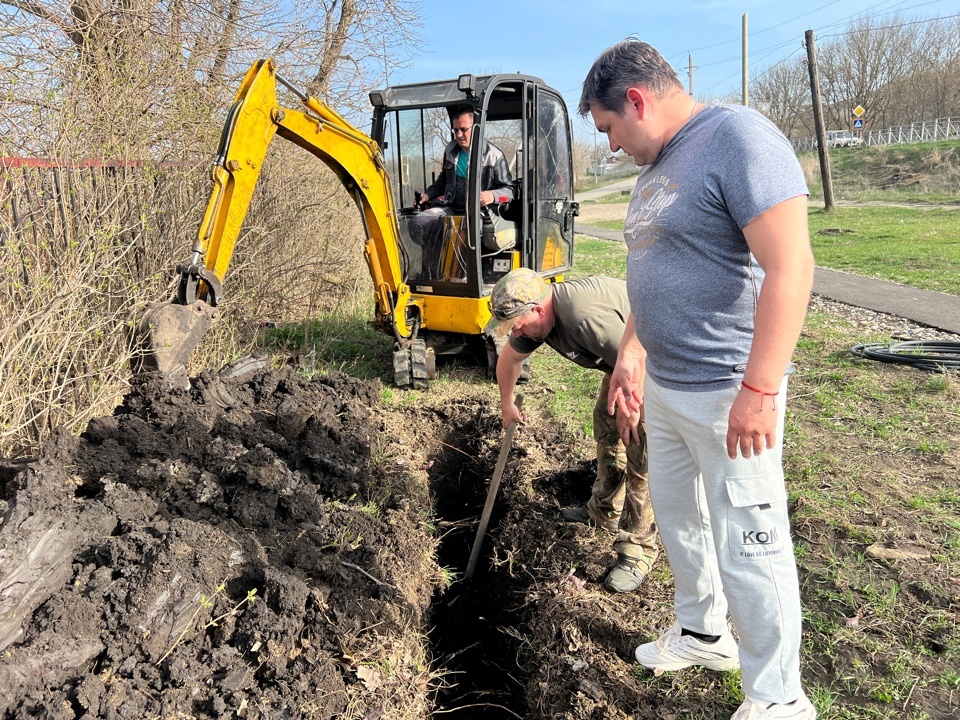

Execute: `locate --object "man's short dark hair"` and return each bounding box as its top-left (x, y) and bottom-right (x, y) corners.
top-left (579, 39), bottom-right (683, 116)
top-left (450, 106), bottom-right (475, 124)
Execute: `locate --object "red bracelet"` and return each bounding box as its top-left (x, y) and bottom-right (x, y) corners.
top-left (740, 380), bottom-right (777, 396)
top-left (740, 380), bottom-right (778, 411)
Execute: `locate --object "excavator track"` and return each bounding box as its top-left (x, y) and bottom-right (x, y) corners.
top-left (393, 339), bottom-right (435, 389)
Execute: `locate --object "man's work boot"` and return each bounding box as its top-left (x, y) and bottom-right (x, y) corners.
top-left (604, 546), bottom-right (655, 593)
top-left (561, 505), bottom-right (619, 532)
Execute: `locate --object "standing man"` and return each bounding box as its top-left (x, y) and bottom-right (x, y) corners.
top-left (579, 40), bottom-right (816, 720)
top-left (408, 107), bottom-right (514, 280)
top-left (488, 268), bottom-right (658, 593)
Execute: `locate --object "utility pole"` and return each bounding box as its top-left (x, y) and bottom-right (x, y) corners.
top-left (805, 29), bottom-right (834, 211)
top-left (593, 125), bottom-right (598, 183)
top-left (742, 13), bottom-right (748, 106)
top-left (688, 53), bottom-right (694, 97)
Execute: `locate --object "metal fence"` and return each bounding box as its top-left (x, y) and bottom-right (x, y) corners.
top-left (792, 116), bottom-right (960, 153)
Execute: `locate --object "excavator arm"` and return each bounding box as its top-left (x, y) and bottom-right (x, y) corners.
top-left (134, 59), bottom-right (418, 383)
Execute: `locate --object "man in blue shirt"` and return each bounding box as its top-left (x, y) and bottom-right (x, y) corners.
top-left (408, 107), bottom-right (513, 281)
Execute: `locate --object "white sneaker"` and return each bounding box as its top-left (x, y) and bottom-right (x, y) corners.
top-left (731, 692), bottom-right (817, 719)
top-left (634, 620), bottom-right (740, 671)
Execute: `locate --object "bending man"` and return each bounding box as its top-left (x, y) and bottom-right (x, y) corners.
top-left (488, 268), bottom-right (658, 593)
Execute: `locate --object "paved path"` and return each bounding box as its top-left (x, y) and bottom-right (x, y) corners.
top-left (576, 177), bottom-right (638, 202)
top-left (575, 223), bottom-right (960, 335)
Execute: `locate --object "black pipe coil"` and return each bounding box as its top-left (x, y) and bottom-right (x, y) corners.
top-left (850, 340), bottom-right (960, 372)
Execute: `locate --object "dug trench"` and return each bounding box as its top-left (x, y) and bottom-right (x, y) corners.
top-left (0, 364), bottom-right (731, 719)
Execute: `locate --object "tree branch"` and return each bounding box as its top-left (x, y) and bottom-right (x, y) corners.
top-left (309, 0), bottom-right (355, 98)
top-left (1, 0), bottom-right (68, 28)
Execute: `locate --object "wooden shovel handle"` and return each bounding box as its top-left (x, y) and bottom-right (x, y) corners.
top-left (464, 395), bottom-right (523, 579)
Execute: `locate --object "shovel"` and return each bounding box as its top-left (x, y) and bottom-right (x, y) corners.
top-left (464, 395), bottom-right (523, 580)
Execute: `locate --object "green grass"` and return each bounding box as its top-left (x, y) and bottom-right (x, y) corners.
top-left (808, 206), bottom-right (960, 295)
top-left (785, 303), bottom-right (960, 719)
top-left (570, 235), bottom-right (627, 277)
top-left (590, 218), bottom-right (630, 232)
top-left (258, 290), bottom-right (395, 383)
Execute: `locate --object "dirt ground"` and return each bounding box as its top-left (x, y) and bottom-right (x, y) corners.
top-left (0, 358), bottom-right (698, 720)
top-left (1, 348), bottom-right (958, 719)
top-left (0, 362), bottom-right (577, 719)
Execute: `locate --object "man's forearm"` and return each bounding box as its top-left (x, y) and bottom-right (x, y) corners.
top-left (496, 344), bottom-right (527, 407)
top-left (608, 313), bottom-right (647, 417)
top-left (617, 313), bottom-right (646, 366)
top-left (744, 271), bottom-right (812, 391)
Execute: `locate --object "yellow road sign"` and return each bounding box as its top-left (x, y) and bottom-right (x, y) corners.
top-left (853, 105), bottom-right (865, 118)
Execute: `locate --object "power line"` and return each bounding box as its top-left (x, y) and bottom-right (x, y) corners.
top-left (665, 0), bottom-right (918, 65)
top-left (692, 4), bottom-right (955, 98)
top-left (818, 9), bottom-right (960, 40)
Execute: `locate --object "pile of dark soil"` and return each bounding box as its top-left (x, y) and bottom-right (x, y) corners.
top-left (0, 367), bottom-right (438, 719)
top-left (0, 362), bottom-right (687, 720)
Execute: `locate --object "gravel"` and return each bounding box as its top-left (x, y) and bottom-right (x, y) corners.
top-left (809, 294), bottom-right (960, 342)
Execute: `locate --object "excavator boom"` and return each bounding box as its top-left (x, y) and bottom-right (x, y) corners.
top-left (134, 59), bottom-right (417, 383)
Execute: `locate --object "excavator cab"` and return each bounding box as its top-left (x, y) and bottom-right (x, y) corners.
top-left (134, 60), bottom-right (577, 389)
top-left (369, 74), bottom-right (578, 374)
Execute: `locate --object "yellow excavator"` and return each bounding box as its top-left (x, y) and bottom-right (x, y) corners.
top-left (134, 59), bottom-right (578, 388)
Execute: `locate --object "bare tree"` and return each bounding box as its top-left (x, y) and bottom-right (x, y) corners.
top-left (0, 0), bottom-right (423, 155)
top-left (746, 13), bottom-right (960, 142)
top-left (818, 14), bottom-right (917, 130)
top-left (0, 1), bottom-right (424, 455)
top-left (752, 56), bottom-right (812, 138)
top-left (885, 16), bottom-right (960, 123)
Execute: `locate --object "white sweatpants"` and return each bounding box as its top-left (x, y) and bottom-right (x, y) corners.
top-left (643, 374), bottom-right (802, 704)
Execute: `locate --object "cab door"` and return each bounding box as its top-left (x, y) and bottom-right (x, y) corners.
top-left (530, 86), bottom-right (575, 275)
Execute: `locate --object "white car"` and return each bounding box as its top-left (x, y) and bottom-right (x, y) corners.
top-left (825, 130), bottom-right (864, 148)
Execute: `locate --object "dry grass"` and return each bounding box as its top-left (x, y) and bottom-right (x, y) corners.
top-left (1, 145), bottom-right (370, 458)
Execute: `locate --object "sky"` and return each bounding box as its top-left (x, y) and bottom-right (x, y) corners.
top-left (387, 0), bottom-right (957, 142)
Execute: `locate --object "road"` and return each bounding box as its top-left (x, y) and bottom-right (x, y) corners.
top-left (576, 176), bottom-right (638, 202)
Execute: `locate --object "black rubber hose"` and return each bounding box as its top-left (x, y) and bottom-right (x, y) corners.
top-left (850, 340), bottom-right (960, 372)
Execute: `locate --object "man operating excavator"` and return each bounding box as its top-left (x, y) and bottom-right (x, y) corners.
top-left (407, 106), bottom-right (514, 281)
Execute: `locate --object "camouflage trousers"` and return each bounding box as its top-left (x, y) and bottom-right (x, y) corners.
top-left (588, 374), bottom-right (659, 559)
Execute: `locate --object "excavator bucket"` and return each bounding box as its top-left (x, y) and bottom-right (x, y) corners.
top-left (131, 300), bottom-right (220, 387)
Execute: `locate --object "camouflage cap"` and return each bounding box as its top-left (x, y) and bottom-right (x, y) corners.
top-left (486, 268), bottom-right (551, 336)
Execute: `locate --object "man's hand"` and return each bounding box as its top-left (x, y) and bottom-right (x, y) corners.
top-left (608, 360), bottom-right (643, 415)
top-left (615, 404), bottom-right (644, 447)
top-left (609, 360), bottom-right (643, 446)
top-left (501, 398), bottom-right (525, 429)
top-left (479, 190), bottom-right (493, 207)
top-left (497, 344), bottom-right (531, 430)
top-left (726, 386), bottom-right (778, 459)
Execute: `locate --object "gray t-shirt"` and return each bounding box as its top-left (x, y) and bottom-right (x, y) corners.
top-left (623, 103), bottom-right (808, 390)
top-left (509, 276), bottom-right (630, 373)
